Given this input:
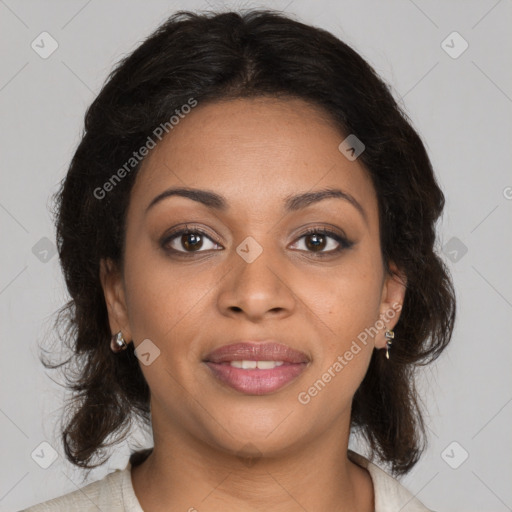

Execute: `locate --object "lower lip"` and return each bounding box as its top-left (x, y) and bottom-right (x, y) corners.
top-left (204, 362), bottom-right (308, 395)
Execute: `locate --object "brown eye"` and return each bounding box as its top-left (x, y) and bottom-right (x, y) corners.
top-left (181, 232), bottom-right (204, 252)
top-left (304, 232), bottom-right (328, 252)
top-left (290, 228), bottom-right (353, 256)
top-left (162, 228), bottom-right (222, 254)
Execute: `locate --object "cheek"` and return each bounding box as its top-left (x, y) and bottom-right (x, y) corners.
top-left (301, 257), bottom-right (383, 388)
top-left (300, 270), bottom-right (380, 410)
top-left (122, 244), bottom-right (213, 343)
top-left (307, 262), bottom-right (384, 337)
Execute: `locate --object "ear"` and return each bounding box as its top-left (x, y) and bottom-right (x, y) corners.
top-left (375, 262), bottom-right (407, 349)
top-left (99, 258), bottom-right (132, 342)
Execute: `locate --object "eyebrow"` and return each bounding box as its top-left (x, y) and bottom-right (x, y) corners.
top-left (145, 186), bottom-right (367, 223)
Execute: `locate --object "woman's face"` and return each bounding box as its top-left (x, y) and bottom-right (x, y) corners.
top-left (101, 97), bottom-right (405, 457)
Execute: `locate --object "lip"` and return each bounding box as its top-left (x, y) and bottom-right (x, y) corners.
top-left (204, 341), bottom-right (310, 364)
top-left (203, 341), bottom-right (310, 395)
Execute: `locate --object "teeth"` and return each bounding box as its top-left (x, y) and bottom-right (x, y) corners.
top-left (229, 360), bottom-right (285, 369)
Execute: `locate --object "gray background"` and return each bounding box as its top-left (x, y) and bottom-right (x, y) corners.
top-left (1, 0), bottom-right (511, 510)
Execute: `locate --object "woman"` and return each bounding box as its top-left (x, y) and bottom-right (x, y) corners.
top-left (23, 8), bottom-right (455, 511)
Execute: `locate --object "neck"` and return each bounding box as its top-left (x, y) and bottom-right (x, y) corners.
top-left (131, 420), bottom-right (374, 512)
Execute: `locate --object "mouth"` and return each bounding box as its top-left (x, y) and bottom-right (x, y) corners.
top-left (203, 341), bottom-right (310, 395)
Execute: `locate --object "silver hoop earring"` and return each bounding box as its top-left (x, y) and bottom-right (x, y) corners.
top-left (384, 330), bottom-right (395, 360)
top-left (110, 331), bottom-right (128, 353)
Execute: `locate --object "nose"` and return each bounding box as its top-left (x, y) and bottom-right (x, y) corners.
top-left (216, 242), bottom-right (296, 322)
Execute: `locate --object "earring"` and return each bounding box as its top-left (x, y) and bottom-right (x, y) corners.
top-left (384, 330), bottom-right (395, 360)
top-left (110, 331), bottom-right (128, 353)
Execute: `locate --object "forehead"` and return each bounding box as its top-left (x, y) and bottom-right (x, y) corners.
top-left (129, 97), bottom-right (377, 220)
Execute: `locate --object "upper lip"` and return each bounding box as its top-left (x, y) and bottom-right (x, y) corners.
top-left (204, 341), bottom-right (310, 364)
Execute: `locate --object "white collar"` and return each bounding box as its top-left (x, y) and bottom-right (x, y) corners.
top-left (348, 450), bottom-right (433, 511)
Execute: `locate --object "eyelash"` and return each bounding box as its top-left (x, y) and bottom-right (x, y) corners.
top-left (161, 225), bottom-right (353, 258)
top-left (298, 227), bottom-right (353, 255)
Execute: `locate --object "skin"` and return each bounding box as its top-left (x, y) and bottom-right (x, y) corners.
top-left (100, 97), bottom-right (406, 512)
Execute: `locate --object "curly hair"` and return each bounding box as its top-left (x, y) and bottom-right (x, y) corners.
top-left (44, 8), bottom-right (456, 477)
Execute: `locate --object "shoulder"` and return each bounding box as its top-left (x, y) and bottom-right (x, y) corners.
top-left (348, 450), bottom-right (436, 512)
top-left (19, 464), bottom-right (143, 512)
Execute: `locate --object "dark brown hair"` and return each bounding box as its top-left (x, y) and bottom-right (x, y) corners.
top-left (44, 8), bottom-right (455, 477)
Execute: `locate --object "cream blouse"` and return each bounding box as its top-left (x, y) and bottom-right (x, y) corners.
top-left (21, 450), bottom-right (434, 511)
